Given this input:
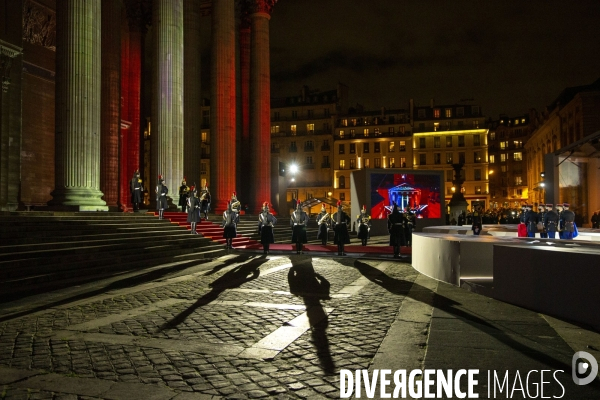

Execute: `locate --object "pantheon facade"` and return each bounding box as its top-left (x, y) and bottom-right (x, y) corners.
top-left (0, 0), bottom-right (276, 213)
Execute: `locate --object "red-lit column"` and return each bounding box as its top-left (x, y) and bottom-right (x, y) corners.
top-left (119, 15), bottom-right (131, 211)
top-left (239, 17), bottom-right (251, 205)
top-left (100, 0), bottom-right (121, 209)
top-left (249, 0), bottom-right (276, 213)
top-left (210, 0), bottom-right (237, 212)
top-left (127, 7), bottom-right (143, 206)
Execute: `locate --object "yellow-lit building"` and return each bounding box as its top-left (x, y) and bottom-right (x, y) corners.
top-left (332, 109), bottom-right (413, 208)
top-left (412, 103), bottom-right (489, 210)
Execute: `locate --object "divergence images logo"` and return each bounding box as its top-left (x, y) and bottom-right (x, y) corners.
top-left (572, 351), bottom-right (598, 386)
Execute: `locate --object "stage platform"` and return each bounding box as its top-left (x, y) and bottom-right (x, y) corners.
top-left (412, 230), bottom-right (600, 330)
top-left (424, 224), bottom-right (600, 241)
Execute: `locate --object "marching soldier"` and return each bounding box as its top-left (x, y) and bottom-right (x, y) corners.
top-left (199, 185), bottom-right (210, 221)
top-left (387, 202), bottom-right (406, 258)
top-left (129, 170), bottom-right (143, 211)
top-left (333, 201), bottom-right (351, 256)
top-left (222, 201), bottom-right (239, 249)
top-left (316, 204), bottom-right (331, 245)
top-left (524, 204), bottom-right (538, 238)
top-left (471, 204), bottom-right (484, 236)
top-left (187, 186), bottom-right (200, 234)
top-left (155, 175), bottom-right (168, 220)
top-left (290, 202), bottom-right (309, 254)
top-left (561, 203), bottom-right (576, 240)
top-left (544, 204), bottom-right (559, 239)
top-left (404, 206), bottom-right (416, 247)
top-left (258, 202), bottom-right (277, 254)
top-left (356, 205), bottom-right (371, 246)
top-left (178, 178), bottom-right (190, 213)
top-left (537, 204), bottom-right (548, 238)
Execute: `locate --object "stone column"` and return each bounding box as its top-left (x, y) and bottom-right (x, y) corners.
top-left (100, 0), bottom-right (121, 209)
top-left (210, 0), bottom-right (236, 212)
top-left (239, 17), bottom-right (251, 205)
top-left (50, 0), bottom-right (107, 210)
top-left (119, 13), bottom-right (130, 211)
top-left (151, 0), bottom-right (184, 206)
top-left (249, 0), bottom-right (276, 213)
top-left (183, 0), bottom-right (202, 189)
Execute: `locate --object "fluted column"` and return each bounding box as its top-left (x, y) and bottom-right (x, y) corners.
top-left (239, 18), bottom-right (251, 205)
top-left (119, 14), bottom-right (130, 211)
top-left (151, 0), bottom-right (184, 206)
top-left (210, 0), bottom-right (236, 212)
top-left (50, 0), bottom-right (107, 210)
top-left (249, 0), bottom-right (276, 213)
top-left (100, 0), bottom-right (121, 209)
top-left (183, 0), bottom-right (202, 189)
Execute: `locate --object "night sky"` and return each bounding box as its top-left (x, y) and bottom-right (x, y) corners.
top-left (267, 0), bottom-right (600, 119)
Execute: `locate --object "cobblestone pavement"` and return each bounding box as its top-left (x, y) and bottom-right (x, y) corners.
top-left (1, 254), bottom-right (599, 399)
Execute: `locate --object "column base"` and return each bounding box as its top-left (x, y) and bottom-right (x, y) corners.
top-left (49, 187), bottom-right (108, 210)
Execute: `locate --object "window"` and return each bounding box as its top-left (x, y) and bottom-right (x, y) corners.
top-left (324, 108), bottom-right (330, 117)
top-left (513, 152), bottom-right (522, 161)
top-left (434, 109), bottom-right (440, 118)
top-left (350, 129), bottom-right (355, 137)
top-left (472, 120), bottom-right (480, 128)
top-left (374, 142), bottom-right (381, 153)
top-left (446, 136), bottom-right (452, 147)
top-left (201, 131), bottom-right (208, 143)
top-left (305, 140), bottom-right (314, 151)
top-left (307, 123), bottom-right (314, 133)
top-left (419, 154), bottom-right (426, 165)
top-left (500, 141), bottom-right (508, 149)
top-left (472, 106), bottom-right (480, 115)
top-left (389, 158), bottom-right (395, 168)
top-left (322, 155), bottom-right (329, 167)
top-left (339, 175), bottom-right (346, 188)
top-left (364, 158), bottom-right (370, 168)
top-left (307, 110), bottom-right (313, 118)
top-left (292, 110), bottom-right (298, 119)
top-left (456, 107), bottom-right (464, 117)
top-left (400, 157), bottom-right (406, 167)
top-left (399, 141), bottom-right (406, 151)
top-left (489, 154), bottom-right (495, 163)
top-left (363, 143), bottom-right (370, 153)
top-left (434, 153), bottom-right (441, 165)
top-left (419, 137), bottom-right (426, 148)
top-left (202, 110), bottom-right (210, 125)
top-left (418, 109), bottom-right (426, 118)
top-left (474, 151), bottom-right (481, 163)
top-left (270, 125), bottom-right (280, 134)
top-left (350, 159), bottom-right (356, 169)
top-left (474, 169), bottom-right (481, 181)
top-left (363, 128), bottom-right (369, 137)
top-left (338, 144), bottom-right (345, 154)
top-left (446, 152), bottom-right (453, 164)
top-left (340, 192), bottom-right (346, 200)
top-left (341, 119), bottom-right (348, 127)
top-left (201, 162), bottom-right (207, 175)
top-left (388, 141), bottom-right (395, 152)
top-left (513, 140), bottom-right (523, 148)
top-left (339, 160), bottom-right (345, 169)
top-left (434, 136), bottom-right (441, 148)
top-left (374, 128), bottom-right (380, 136)
top-left (349, 143), bottom-right (356, 154)
top-left (500, 153), bottom-right (507, 162)
top-left (473, 135), bottom-right (480, 146)
top-left (514, 176), bottom-right (522, 185)
top-left (459, 152), bottom-right (465, 164)
top-left (306, 156), bottom-right (313, 165)
top-left (475, 186), bottom-right (482, 194)
top-left (291, 125), bottom-right (297, 135)
top-left (445, 109), bottom-right (452, 118)
top-left (274, 112), bottom-right (280, 121)
top-left (517, 189), bottom-right (523, 196)
top-left (388, 127), bottom-right (395, 134)
top-left (458, 136), bottom-right (465, 147)
top-left (399, 126), bottom-right (405, 134)
top-left (501, 165), bottom-right (507, 173)
top-left (446, 169), bottom-right (453, 182)
top-left (375, 158), bottom-right (381, 168)
top-left (351, 118), bottom-right (357, 126)
top-left (490, 132), bottom-right (496, 140)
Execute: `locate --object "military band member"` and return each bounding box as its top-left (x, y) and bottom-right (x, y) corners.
top-left (404, 206), bottom-right (416, 247)
top-left (561, 203), bottom-right (576, 240)
top-left (555, 203), bottom-right (564, 238)
top-left (155, 175), bottom-right (168, 219)
top-left (130, 170), bottom-right (143, 211)
top-left (222, 201), bottom-right (239, 249)
top-left (544, 204), bottom-right (559, 239)
top-left (231, 191), bottom-right (241, 215)
top-left (356, 205), bottom-right (371, 246)
top-left (517, 204), bottom-right (527, 237)
top-left (524, 204), bottom-right (538, 238)
top-left (316, 204), bottom-right (331, 245)
top-left (290, 202), bottom-right (309, 254)
top-left (387, 202), bottom-right (406, 258)
top-left (178, 178), bottom-right (189, 213)
top-left (258, 202), bottom-right (277, 254)
top-left (199, 185), bottom-right (211, 221)
top-left (333, 201), bottom-right (351, 256)
top-left (471, 204), bottom-right (484, 236)
top-left (187, 186), bottom-right (200, 234)
top-left (537, 204), bottom-right (548, 238)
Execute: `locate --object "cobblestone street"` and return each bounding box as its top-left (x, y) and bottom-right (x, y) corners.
top-left (1, 254), bottom-right (599, 399)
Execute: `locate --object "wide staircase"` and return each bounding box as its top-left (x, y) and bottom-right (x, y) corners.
top-left (0, 212), bottom-right (227, 302)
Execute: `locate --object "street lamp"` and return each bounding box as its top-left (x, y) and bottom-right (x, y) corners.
top-left (289, 163), bottom-right (299, 174)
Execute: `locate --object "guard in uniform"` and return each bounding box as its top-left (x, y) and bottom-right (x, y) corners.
top-left (555, 204), bottom-right (564, 238)
top-left (290, 202), bottom-right (308, 254)
top-left (404, 206), bottom-right (416, 247)
top-left (231, 192), bottom-right (241, 215)
top-left (316, 204), bottom-right (331, 245)
top-left (199, 185), bottom-right (210, 221)
top-left (591, 211), bottom-right (599, 229)
top-left (129, 170), bottom-right (143, 211)
top-left (222, 201), bottom-right (239, 249)
top-left (187, 186), bottom-right (200, 234)
top-left (333, 201), bottom-right (351, 255)
top-left (471, 205), bottom-right (484, 236)
top-left (524, 204), bottom-right (538, 238)
top-left (561, 203), bottom-right (576, 240)
top-left (517, 204), bottom-right (527, 237)
top-left (537, 204), bottom-right (548, 238)
top-left (155, 175), bottom-right (168, 219)
top-left (544, 204), bottom-right (559, 239)
top-left (178, 178), bottom-right (189, 213)
top-left (387, 202), bottom-right (406, 258)
top-left (356, 205), bottom-right (371, 246)
top-left (258, 202), bottom-right (277, 254)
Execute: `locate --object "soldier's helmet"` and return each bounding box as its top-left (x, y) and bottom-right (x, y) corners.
top-left (182, 177), bottom-right (186, 185)
top-left (158, 174), bottom-right (164, 183)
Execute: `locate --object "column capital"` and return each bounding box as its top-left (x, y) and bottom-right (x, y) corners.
top-left (0, 42), bottom-right (22, 93)
top-left (245, 0), bottom-right (277, 16)
top-left (124, 0), bottom-right (151, 32)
